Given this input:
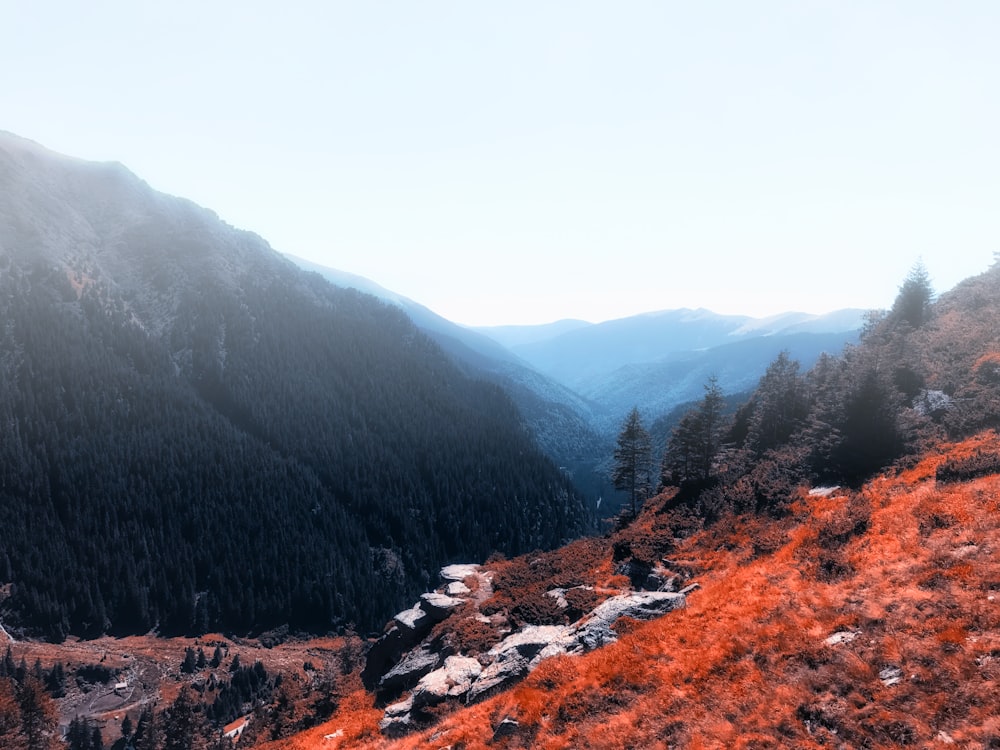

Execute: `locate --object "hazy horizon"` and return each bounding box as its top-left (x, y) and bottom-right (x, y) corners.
top-left (4, 2), bottom-right (997, 325)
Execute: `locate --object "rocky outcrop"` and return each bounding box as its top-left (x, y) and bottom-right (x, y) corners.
top-left (412, 656), bottom-right (483, 708)
top-left (468, 625), bottom-right (576, 702)
top-left (573, 591), bottom-right (686, 651)
top-left (362, 589), bottom-right (466, 691)
top-left (367, 563), bottom-right (693, 735)
top-left (377, 646), bottom-right (441, 695)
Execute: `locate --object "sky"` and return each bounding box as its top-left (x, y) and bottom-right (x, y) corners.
top-left (2, 2), bottom-right (998, 327)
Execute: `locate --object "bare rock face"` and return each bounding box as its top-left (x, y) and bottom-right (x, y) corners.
top-left (411, 656), bottom-right (483, 709)
top-left (419, 592), bottom-right (465, 620)
top-left (377, 646), bottom-right (441, 695)
top-left (370, 563), bottom-right (692, 736)
top-left (440, 563), bottom-right (480, 582)
top-left (573, 591), bottom-right (686, 651)
top-left (446, 580), bottom-right (472, 596)
top-left (361, 605), bottom-right (437, 691)
top-left (364, 566), bottom-right (482, 693)
top-left (468, 625), bottom-right (575, 703)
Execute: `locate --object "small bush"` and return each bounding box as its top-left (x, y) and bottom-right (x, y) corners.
top-left (936, 449), bottom-right (1000, 482)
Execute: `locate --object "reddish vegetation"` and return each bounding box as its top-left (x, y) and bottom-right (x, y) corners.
top-left (265, 430), bottom-right (1000, 749)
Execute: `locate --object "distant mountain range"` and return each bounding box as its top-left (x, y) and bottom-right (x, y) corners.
top-left (287, 254), bottom-right (863, 437)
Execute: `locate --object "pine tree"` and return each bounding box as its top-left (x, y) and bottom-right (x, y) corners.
top-left (745, 352), bottom-right (808, 456)
top-left (180, 648), bottom-right (197, 675)
top-left (16, 677), bottom-right (58, 750)
top-left (0, 678), bottom-right (24, 750)
top-left (120, 714), bottom-right (133, 743)
top-left (662, 376), bottom-right (728, 486)
top-left (163, 686), bottom-right (207, 750)
top-left (891, 260), bottom-right (934, 328)
top-left (66, 716), bottom-right (103, 750)
top-left (611, 407), bottom-right (653, 517)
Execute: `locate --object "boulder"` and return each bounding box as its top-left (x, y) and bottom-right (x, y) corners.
top-left (362, 605), bottom-right (436, 690)
top-left (573, 591), bottom-right (685, 651)
top-left (490, 624), bottom-right (575, 660)
top-left (545, 588), bottom-right (569, 609)
top-left (824, 631), bottom-right (858, 646)
top-left (378, 646), bottom-right (441, 695)
top-left (879, 666), bottom-right (903, 687)
top-left (420, 592), bottom-right (465, 620)
top-left (378, 696), bottom-right (415, 737)
top-left (411, 656), bottom-right (483, 709)
top-left (445, 580), bottom-right (472, 597)
top-left (493, 717), bottom-right (520, 740)
top-left (394, 604), bottom-right (433, 632)
top-left (440, 563), bottom-right (480, 582)
top-left (467, 626), bottom-right (574, 703)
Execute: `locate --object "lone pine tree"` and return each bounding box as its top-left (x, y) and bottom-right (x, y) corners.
top-left (612, 407), bottom-right (653, 517)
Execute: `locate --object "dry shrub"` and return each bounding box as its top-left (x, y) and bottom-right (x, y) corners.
top-left (562, 587), bottom-right (605, 621)
top-left (508, 588), bottom-right (567, 627)
top-left (434, 615), bottom-right (500, 657)
top-left (816, 493), bottom-right (872, 549)
top-left (490, 538), bottom-right (609, 598)
top-left (936, 449), bottom-right (1000, 482)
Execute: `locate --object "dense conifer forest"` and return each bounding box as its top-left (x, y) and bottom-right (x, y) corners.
top-left (0, 137), bottom-right (588, 641)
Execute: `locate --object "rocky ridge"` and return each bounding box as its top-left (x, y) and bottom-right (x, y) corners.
top-left (366, 563), bottom-right (690, 736)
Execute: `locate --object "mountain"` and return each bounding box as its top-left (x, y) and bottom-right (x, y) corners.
top-left (479, 306), bottom-right (865, 394)
top-left (0, 131), bottom-right (589, 640)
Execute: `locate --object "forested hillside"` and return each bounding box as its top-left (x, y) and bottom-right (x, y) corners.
top-left (0, 132), bottom-right (588, 641)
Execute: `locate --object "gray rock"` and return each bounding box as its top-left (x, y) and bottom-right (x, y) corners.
top-left (378, 714), bottom-right (415, 738)
top-left (545, 588), bottom-right (569, 608)
top-left (411, 656), bottom-right (483, 708)
top-left (573, 591), bottom-right (685, 651)
top-left (467, 626), bottom-right (574, 703)
top-left (420, 592), bottom-right (465, 620)
top-left (445, 580), bottom-right (472, 597)
top-left (440, 563), bottom-right (480, 582)
top-left (378, 696), bottom-right (416, 737)
top-left (378, 646), bottom-right (441, 694)
top-left (824, 631), bottom-right (858, 646)
top-left (915, 389), bottom-right (952, 417)
top-left (394, 604), bottom-right (432, 632)
top-left (879, 666), bottom-right (903, 687)
top-left (383, 696), bottom-right (414, 718)
top-left (362, 605), bottom-right (436, 691)
top-left (490, 625), bottom-right (575, 660)
top-left (493, 717), bottom-right (520, 740)
top-left (467, 654), bottom-right (530, 703)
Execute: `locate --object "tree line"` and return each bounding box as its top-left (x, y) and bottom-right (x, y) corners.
top-left (612, 261), bottom-right (1000, 518)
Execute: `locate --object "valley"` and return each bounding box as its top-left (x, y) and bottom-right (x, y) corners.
top-left (2, 130), bottom-right (999, 749)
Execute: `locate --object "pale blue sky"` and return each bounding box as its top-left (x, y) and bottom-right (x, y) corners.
top-left (3, 2), bottom-right (997, 325)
